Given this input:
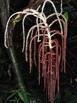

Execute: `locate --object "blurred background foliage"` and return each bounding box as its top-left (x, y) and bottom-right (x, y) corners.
top-left (0, 0), bottom-right (77, 103)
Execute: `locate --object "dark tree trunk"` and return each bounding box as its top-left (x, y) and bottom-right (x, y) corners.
top-left (26, 0), bottom-right (45, 9)
top-left (0, 1), bottom-right (29, 102)
top-left (0, 0), bottom-right (10, 30)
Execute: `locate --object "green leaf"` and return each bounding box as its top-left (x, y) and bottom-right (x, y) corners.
top-left (64, 12), bottom-right (68, 21)
top-left (6, 92), bottom-right (16, 101)
top-left (18, 89), bottom-right (30, 103)
top-left (12, 14), bottom-right (22, 27)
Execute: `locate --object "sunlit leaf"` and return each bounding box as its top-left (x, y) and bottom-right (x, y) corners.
top-left (12, 14), bottom-right (22, 27)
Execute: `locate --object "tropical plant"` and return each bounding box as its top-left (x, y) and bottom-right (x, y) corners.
top-left (4, 0), bottom-right (67, 103)
top-left (6, 89), bottom-right (30, 103)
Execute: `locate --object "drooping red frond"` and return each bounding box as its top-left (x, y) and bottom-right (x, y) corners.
top-left (26, 26), bottom-right (64, 103)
